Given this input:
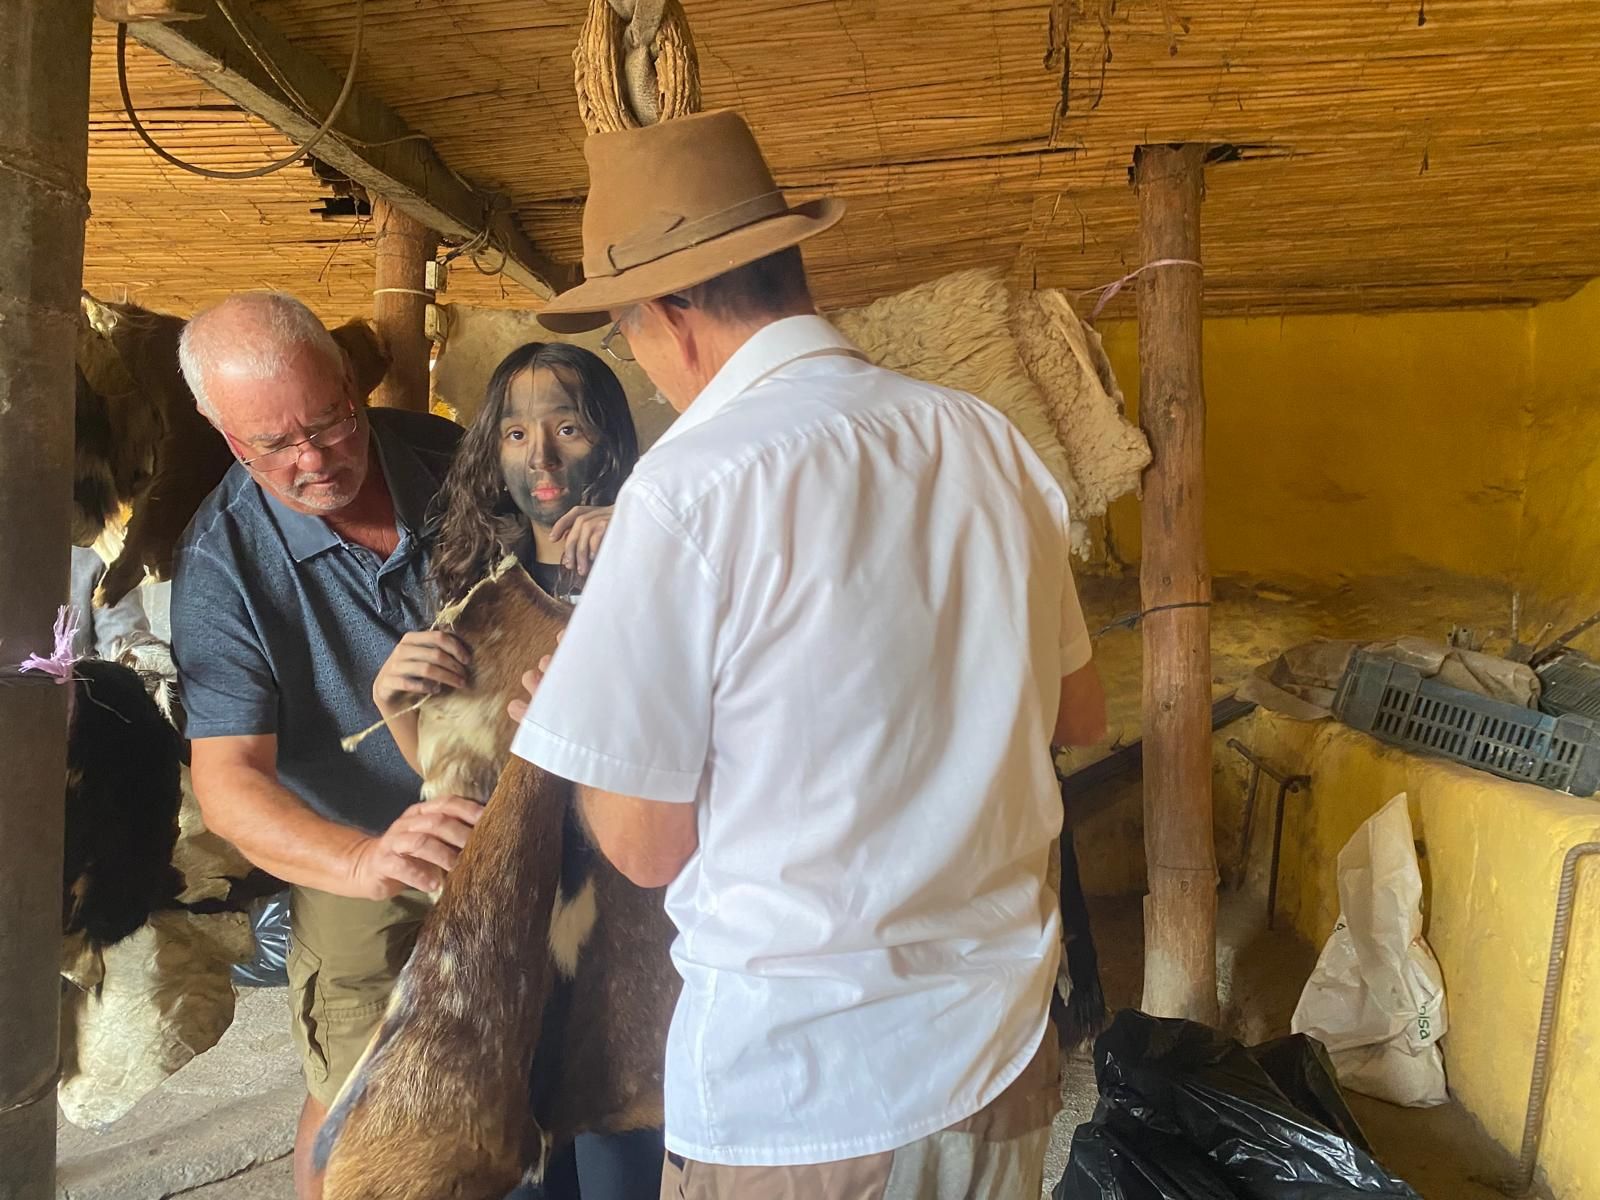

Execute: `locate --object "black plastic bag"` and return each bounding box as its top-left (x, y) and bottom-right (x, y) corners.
top-left (231, 890), bottom-right (292, 988)
top-left (1056, 1010), bottom-right (1422, 1199)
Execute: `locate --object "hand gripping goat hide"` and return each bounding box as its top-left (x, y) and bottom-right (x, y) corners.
top-left (316, 560), bottom-right (677, 1199)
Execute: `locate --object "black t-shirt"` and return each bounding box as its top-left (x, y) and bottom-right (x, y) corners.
top-left (518, 540), bottom-right (583, 605)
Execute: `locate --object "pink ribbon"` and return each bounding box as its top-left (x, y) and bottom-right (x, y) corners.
top-left (18, 606), bottom-right (82, 684)
top-left (1079, 258), bottom-right (1203, 322)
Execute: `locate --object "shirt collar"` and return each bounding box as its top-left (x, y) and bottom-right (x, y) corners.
top-left (650, 315), bottom-right (865, 452)
top-left (261, 412), bottom-right (431, 563)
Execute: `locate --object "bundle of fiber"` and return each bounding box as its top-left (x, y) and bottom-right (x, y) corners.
top-left (1012, 288), bottom-right (1151, 529)
top-left (831, 268), bottom-right (1148, 555)
top-left (832, 269), bottom-right (1074, 494)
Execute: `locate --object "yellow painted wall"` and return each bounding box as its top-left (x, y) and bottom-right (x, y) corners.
top-left (1521, 279), bottom-right (1600, 630)
top-left (1095, 309), bottom-right (1535, 583)
top-left (1219, 711), bottom-right (1600, 1200)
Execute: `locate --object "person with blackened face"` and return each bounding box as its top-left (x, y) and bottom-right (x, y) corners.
top-left (371, 339), bottom-right (641, 764)
top-left (368, 341), bottom-right (657, 1198)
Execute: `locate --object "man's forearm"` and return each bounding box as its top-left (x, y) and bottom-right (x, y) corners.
top-left (195, 763), bottom-right (368, 895)
top-left (1054, 660), bottom-right (1108, 748)
top-left (577, 784), bottom-right (698, 890)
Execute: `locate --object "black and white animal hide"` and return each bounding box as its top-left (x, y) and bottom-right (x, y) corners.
top-left (62, 658), bottom-right (185, 947)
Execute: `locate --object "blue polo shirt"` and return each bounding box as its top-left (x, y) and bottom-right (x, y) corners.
top-left (171, 408), bottom-right (461, 835)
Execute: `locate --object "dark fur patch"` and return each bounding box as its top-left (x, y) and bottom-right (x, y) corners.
top-left (1054, 825), bottom-right (1107, 1050)
top-left (63, 658), bottom-right (184, 946)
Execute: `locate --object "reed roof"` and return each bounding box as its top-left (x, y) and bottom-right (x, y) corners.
top-left (84, 0), bottom-right (1600, 321)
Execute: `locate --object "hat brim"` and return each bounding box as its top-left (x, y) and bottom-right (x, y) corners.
top-left (536, 197), bottom-right (846, 334)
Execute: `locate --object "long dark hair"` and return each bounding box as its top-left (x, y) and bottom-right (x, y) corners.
top-left (428, 342), bottom-right (639, 605)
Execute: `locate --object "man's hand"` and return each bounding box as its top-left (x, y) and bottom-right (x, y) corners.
top-left (345, 796), bottom-right (483, 898)
top-left (373, 630), bottom-right (472, 715)
top-left (507, 632), bottom-right (562, 723)
top-left (550, 505), bottom-right (614, 577)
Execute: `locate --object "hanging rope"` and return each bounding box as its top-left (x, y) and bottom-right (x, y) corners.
top-left (573, 0), bottom-right (701, 133)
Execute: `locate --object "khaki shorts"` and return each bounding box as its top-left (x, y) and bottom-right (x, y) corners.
top-left (286, 885), bottom-right (431, 1107)
top-left (659, 1032), bottom-right (1060, 1200)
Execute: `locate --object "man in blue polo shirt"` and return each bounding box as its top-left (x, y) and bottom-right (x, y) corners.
top-left (169, 292), bottom-right (479, 1200)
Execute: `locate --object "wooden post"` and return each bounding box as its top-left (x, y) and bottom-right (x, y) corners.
top-left (0, 3), bottom-right (93, 1196)
top-left (370, 197), bottom-right (437, 411)
top-left (1134, 144), bottom-right (1218, 1024)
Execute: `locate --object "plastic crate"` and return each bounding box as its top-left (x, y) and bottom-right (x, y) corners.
top-left (1536, 651), bottom-right (1600, 722)
top-left (1333, 650), bottom-right (1600, 796)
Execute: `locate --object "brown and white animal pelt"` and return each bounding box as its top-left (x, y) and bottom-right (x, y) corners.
top-left (316, 560), bottom-right (677, 1200)
top-left (74, 295), bottom-right (393, 608)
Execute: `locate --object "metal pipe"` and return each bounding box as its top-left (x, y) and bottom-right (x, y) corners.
top-left (1232, 758), bottom-right (1263, 887)
top-left (0, 4), bottom-right (93, 1195)
top-left (1225, 740), bottom-right (1309, 930)
top-left (1499, 841), bottom-right (1600, 1197)
top-left (1264, 775), bottom-right (1309, 931)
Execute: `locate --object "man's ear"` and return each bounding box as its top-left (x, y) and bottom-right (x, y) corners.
top-left (647, 295), bottom-right (697, 360)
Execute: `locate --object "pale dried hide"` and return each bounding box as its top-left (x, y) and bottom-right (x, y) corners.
top-left (430, 303), bottom-right (675, 448)
top-left (58, 910), bottom-right (254, 1130)
top-left (834, 268), bottom-right (1150, 556)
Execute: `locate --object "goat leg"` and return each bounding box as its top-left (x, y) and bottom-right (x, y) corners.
top-left (318, 759), bottom-right (570, 1200)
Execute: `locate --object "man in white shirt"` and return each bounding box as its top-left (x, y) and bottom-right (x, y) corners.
top-left (510, 109), bottom-right (1107, 1198)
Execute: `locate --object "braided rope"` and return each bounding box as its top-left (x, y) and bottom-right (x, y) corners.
top-left (574, 0), bottom-right (701, 133)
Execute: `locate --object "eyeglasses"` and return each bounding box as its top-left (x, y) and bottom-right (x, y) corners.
top-left (227, 403), bottom-right (361, 471)
top-left (599, 319), bottom-right (635, 364)
top-left (598, 295), bottom-right (690, 365)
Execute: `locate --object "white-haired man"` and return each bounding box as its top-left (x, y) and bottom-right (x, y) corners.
top-left (169, 292), bottom-right (477, 1200)
top-left (509, 111), bottom-right (1107, 1198)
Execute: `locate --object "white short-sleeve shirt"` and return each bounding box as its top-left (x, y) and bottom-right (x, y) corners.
top-left (511, 315), bottom-right (1092, 1167)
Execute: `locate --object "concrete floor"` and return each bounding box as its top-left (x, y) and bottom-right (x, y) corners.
top-left (56, 987), bottom-right (300, 1200)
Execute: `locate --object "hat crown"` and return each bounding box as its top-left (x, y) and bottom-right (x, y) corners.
top-left (580, 110), bottom-right (785, 280)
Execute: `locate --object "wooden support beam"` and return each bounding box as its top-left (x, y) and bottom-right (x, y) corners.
top-left (0, 3), bottom-right (92, 1195)
top-left (124, 1), bottom-right (574, 301)
top-left (370, 197), bottom-right (436, 411)
top-left (1134, 143), bottom-right (1219, 1025)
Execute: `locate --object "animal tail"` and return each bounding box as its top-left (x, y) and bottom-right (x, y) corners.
top-left (1054, 823), bottom-right (1106, 1051)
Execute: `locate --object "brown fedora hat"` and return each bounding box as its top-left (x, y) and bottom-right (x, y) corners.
top-left (536, 109), bottom-right (844, 333)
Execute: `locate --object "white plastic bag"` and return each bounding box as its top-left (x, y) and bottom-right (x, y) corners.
top-left (1291, 793), bottom-right (1449, 1107)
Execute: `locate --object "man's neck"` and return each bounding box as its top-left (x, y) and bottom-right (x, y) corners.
top-left (677, 306), bottom-right (816, 412)
top-left (325, 458), bottom-right (398, 556)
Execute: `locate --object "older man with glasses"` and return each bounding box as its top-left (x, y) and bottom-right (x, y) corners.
top-left (168, 291), bottom-right (478, 1200)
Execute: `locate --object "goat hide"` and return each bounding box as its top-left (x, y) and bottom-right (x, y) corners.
top-left (63, 658), bottom-right (185, 947)
top-left (75, 295), bottom-right (392, 607)
top-left (317, 561), bottom-right (677, 1200)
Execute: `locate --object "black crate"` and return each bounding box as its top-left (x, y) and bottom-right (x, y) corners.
top-left (1536, 651), bottom-right (1600, 722)
top-left (1333, 650), bottom-right (1600, 796)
